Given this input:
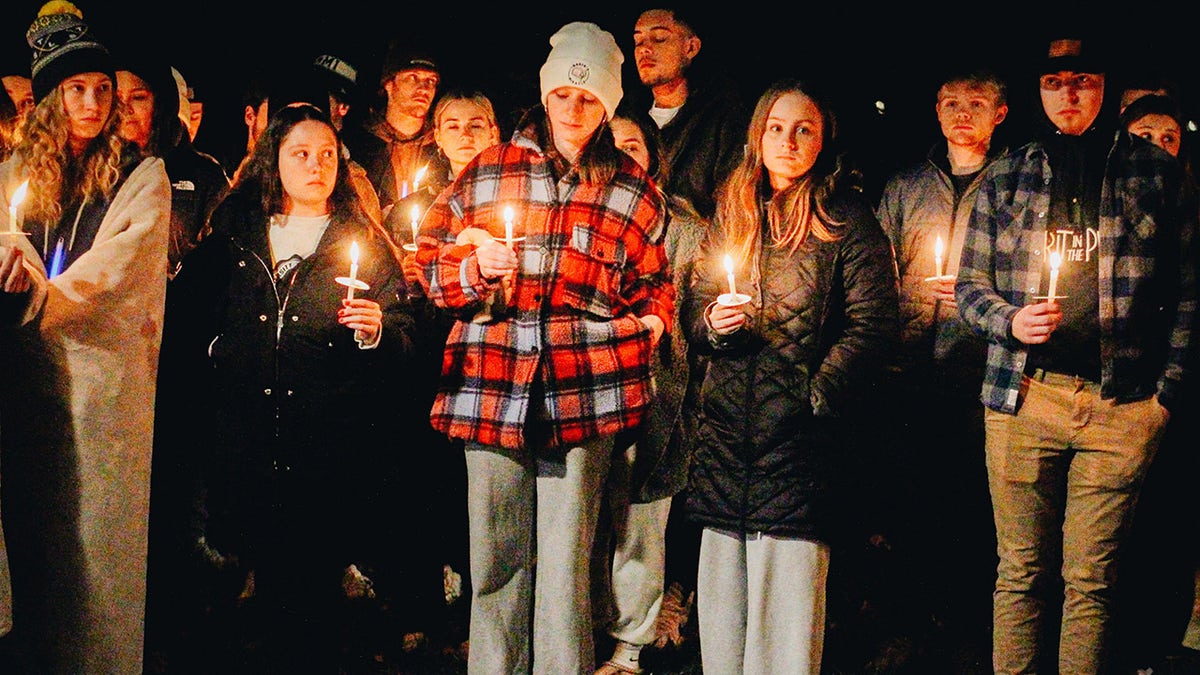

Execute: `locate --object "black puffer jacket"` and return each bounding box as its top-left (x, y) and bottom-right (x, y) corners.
top-left (683, 196), bottom-right (899, 542)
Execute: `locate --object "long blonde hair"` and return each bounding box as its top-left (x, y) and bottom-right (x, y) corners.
top-left (16, 84), bottom-right (126, 225)
top-left (717, 80), bottom-right (845, 271)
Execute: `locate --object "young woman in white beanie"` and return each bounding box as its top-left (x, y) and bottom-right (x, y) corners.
top-left (414, 20), bottom-right (672, 675)
top-left (0, 2), bottom-right (171, 672)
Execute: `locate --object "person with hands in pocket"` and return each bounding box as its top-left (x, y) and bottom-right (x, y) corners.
top-left (955, 36), bottom-right (1198, 674)
top-left (414, 21), bottom-right (671, 675)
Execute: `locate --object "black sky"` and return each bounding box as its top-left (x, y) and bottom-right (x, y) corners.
top-left (6, 1), bottom-right (1196, 197)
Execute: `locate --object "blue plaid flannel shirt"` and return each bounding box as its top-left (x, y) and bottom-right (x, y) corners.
top-left (956, 133), bottom-right (1197, 414)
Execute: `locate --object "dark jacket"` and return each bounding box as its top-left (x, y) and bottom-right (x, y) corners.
top-left (683, 196), bottom-right (899, 542)
top-left (658, 75), bottom-right (748, 221)
top-left (164, 137), bottom-right (230, 273)
top-left (166, 188), bottom-right (418, 567)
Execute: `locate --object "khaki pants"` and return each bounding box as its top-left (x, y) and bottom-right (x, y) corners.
top-left (986, 372), bottom-right (1167, 674)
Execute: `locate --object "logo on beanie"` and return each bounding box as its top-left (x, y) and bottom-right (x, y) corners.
top-left (568, 62), bottom-right (590, 85)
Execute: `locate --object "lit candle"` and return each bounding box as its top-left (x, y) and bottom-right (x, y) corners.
top-left (1047, 251), bottom-right (1061, 301)
top-left (8, 180), bottom-right (28, 234)
top-left (346, 241), bottom-right (360, 301)
top-left (410, 204), bottom-right (420, 246)
top-left (503, 206), bottom-right (515, 250)
top-left (413, 165), bottom-right (428, 194)
top-left (723, 254), bottom-right (737, 296)
top-left (934, 235), bottom-right (945, 278)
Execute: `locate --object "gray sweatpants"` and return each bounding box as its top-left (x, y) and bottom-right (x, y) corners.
top-left (697, 527), bottom-right (829, 674)
top-left (464, 437), bottom-right (611, 675)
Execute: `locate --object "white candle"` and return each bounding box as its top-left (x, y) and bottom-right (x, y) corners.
top-left (503, 206), bottom-right (515, 250)
top-left (934, 235), bottom-right (945, 278)
top-left (410, 204), bottom-right (421, 246)
top-left (1047, 251), bottom-right (1061, 301)
top-left (413, 165), bottom-right (428, 194)
top-left (723, 254), bottom-right (737, 296)
top-left (8, 180), bottom-right (28, 234)
top-left (347, 241), bottom-right (360, 300)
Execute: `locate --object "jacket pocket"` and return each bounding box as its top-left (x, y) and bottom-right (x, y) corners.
top-left (557, 223), bottom-right (626, 318)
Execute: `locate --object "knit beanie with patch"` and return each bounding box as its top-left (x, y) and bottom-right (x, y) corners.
top-left (26, 1), bottom-right (114, 103)
top-left (539, 21), bottom-right (623, 121)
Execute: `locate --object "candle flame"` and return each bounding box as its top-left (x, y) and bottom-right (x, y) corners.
top-left (935, 235), bottom-right (944, 258)
top-left (350, 240), bottom-right (360, 265)
top-left (413, 165), bottom-right (428, 191)
top-left (11, 180), bottom-right (28, 208)
top-left (503, 206), bottom-right (514, 223)
top-left (411, 204), bottom-right (420, 223)
top-left (1049, 251), bottom-right (1062, 270)
top-left (723, 254), bottom-right (734, 275)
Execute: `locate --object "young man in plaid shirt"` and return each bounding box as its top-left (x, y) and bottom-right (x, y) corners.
top-left (956, 36), bottom-right (1197, 673)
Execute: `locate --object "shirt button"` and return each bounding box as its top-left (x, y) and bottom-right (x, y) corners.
top-left (1038, 212), bottom-right (1045, 218)
top-left (264, 388), bottom-right (272, 395)
top-left (292, 315), bottom-right (299, 322)
top-left (238, 260), bottom-right (246, 267)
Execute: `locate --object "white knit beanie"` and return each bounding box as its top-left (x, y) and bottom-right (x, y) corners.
top-left (539, 21), bottom-right (623, 120)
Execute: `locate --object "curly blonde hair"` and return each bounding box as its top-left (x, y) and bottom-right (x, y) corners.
top-left (16, 83), bottom-right (125, 224)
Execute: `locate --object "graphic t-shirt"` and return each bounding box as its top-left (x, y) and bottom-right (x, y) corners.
top-left (1027, 130), bottom-right (1106, 381)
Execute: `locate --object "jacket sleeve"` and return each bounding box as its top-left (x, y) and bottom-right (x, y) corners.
top-left (1158, 179), bottom-right (1199, 410)
top-left (619, 184), bottom-right (673, 329)
top-left (955, 170), bottom-right (1022, 347)
top-left (414, 182), bottom-right (499, 317)
top-left (809, 211), bottom-right (900, 417)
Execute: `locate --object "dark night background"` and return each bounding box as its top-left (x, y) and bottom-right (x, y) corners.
top-left (4, 1), bottom-right (1196, 198)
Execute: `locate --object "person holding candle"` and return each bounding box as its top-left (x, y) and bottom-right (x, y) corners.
top-left (681, 79), bottom-right (898, 674)
top-left (870, 67), bottom-right (1009, 659)
top-left (161, 101), bottom-right (417, 671)
top-left (0, 2), bottom-right (171, 671)
top-left (415, 21), bottom-right (671, 674)
top-left (955, 35), bottom-right (1198, 674)
top-left (385, 89), bottom-right (502, 285)
top-left (346, 43), bottom-right (445, 216)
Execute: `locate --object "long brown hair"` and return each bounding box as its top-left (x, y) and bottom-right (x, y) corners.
top-left (515, 104), bottom-right (623, 185)
top-left (16, 82), bottom-right (126, 225)
top-left (233, 102), bottom-right (397, 259)
top-left (717, 79), bottom-right (846, 272)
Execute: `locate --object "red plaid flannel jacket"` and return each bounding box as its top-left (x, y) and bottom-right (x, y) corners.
top-left (415, 132), bottom-right (673, 450)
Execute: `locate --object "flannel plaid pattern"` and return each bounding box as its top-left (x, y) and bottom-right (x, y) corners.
top-left (956, 135), bottom-right (1197, 413)
top-left (416, 133), bottom-right (672, 450)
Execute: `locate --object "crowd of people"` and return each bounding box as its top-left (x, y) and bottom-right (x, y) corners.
top-left (1, 2), bottom-right (1198, 675)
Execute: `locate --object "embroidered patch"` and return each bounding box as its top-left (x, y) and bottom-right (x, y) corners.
top-left (568, 62), bottom-right (590, 85)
